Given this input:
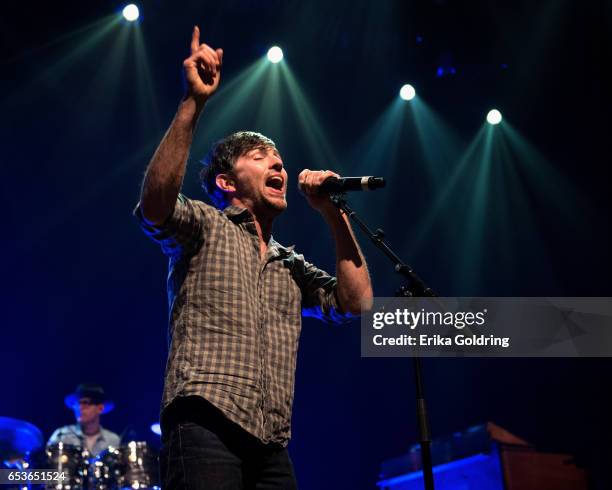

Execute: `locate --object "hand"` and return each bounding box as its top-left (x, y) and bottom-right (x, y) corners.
top-left (182, 26), bottom-right (223, 103)
top-left (298, 169), bottom-right (340, 213)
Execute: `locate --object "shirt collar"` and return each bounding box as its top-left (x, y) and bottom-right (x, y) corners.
top-left (223, 205), bottom-right (253, 223)
top-left (72, 424), bottom-right (106, 440)
top-left (269, 238), bottom-right (295, 257)
top-left (222, 206), bottom-right (294, 257)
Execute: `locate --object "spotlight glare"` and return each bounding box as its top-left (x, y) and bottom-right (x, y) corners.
top-left (399, 84), bottom-right (416, 101)
top-left (487, 109), bottom-right (502, 125)
top-left (122, 4), bottom-right (139, 22)
top-left (267, 46), bottom-right (283, 63)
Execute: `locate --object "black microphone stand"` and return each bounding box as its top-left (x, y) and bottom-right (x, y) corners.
top-left (329, 192), bottom-right (436, 490)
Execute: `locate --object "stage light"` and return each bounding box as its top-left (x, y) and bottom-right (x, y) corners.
top-left (150, 423), bottom-right (161, 436)
top-left (486, 109), bottom-right (502, 125)
top-left (267, 46), bottom-right (283, 63)
top-left (399, 84), bottom-right (416, 101)
top-left (122, 4), bottom-right (139, 22)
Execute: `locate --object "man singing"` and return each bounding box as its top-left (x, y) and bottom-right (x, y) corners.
top-left (134, 26), bottom-right (373, 489)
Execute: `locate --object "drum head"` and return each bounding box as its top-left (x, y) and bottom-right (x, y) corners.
top-left (89, 446), bottom-right (121, 490)
top-left (117, 441), bottom-right (159, 490)
top-left (45, 443), bottom-right (87, 489)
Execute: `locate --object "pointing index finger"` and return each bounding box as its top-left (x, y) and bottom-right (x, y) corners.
top-left (190, 26), bottom-right (200, 54)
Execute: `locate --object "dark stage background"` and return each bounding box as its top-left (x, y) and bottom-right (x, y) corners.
top-left (1, 1), bottom-right (611, 488)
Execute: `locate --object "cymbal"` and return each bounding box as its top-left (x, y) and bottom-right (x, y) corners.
top-left (0, 417), bottom-right (43, 460)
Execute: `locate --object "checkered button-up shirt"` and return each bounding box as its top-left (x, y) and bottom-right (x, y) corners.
top-left (135, 194), bottom-right (350, 445)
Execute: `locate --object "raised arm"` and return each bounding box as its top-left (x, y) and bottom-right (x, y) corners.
top-left (139, 26), bottom-right (223, 225)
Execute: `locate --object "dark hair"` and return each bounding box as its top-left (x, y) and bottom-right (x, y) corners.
top-left (200, 131), bottom-right (276, 209)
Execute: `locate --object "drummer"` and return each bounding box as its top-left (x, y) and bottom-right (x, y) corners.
top-left (47, 383), bottom-right (120, 457)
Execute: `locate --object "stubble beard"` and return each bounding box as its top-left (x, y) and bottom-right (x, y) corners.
top-left (263, 194), bottom-right (287, 215)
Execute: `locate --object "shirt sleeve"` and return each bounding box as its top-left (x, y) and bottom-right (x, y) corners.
top-left (291, 254), bottom-right (355, 324)
top-left (46, 429), bottom-right (60, 447)
top-left (105, 430), bottom-right (121, 448)
top-left (133, 194), bottom-right (211, 257)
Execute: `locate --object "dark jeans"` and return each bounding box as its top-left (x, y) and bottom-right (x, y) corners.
top-left (160, 397), bottom-right (298, 490)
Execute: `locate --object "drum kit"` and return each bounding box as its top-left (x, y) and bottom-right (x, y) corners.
top-left (0, 417), bottom-right (160, 490)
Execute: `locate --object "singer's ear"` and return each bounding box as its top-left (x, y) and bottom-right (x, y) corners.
top-left (215, 173), bottom-right (236, 193)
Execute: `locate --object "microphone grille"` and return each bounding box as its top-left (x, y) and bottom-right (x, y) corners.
top-left (368, 177), bottom-right (386, 189)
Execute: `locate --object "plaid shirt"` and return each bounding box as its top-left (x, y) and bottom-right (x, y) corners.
top-left (135, 194), bottom-right (350, 445)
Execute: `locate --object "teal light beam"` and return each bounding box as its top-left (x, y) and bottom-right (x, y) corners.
top-left (253, 63), bottom-right (283, 141)
top-left (451, 124), bottom-right (495, 292)
top-left (408, 125), bottom-right (488, 256)
top-left (278, 62), bottom-right (338, 170)
top-left (407, 97), bottom-right (463, 182)
top-left (4, 15), bottom-right (122, 106)
top-left (194, 59), bottom-right (270, 156)
top-left (133, 25), bottom-right (163, 137)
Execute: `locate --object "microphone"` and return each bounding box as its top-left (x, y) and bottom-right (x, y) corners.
top-left (320, 176), bottom-right (386, 193)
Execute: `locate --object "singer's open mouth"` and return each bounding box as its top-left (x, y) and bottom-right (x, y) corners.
top-left (265, 175), bottom-right (284, 192)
